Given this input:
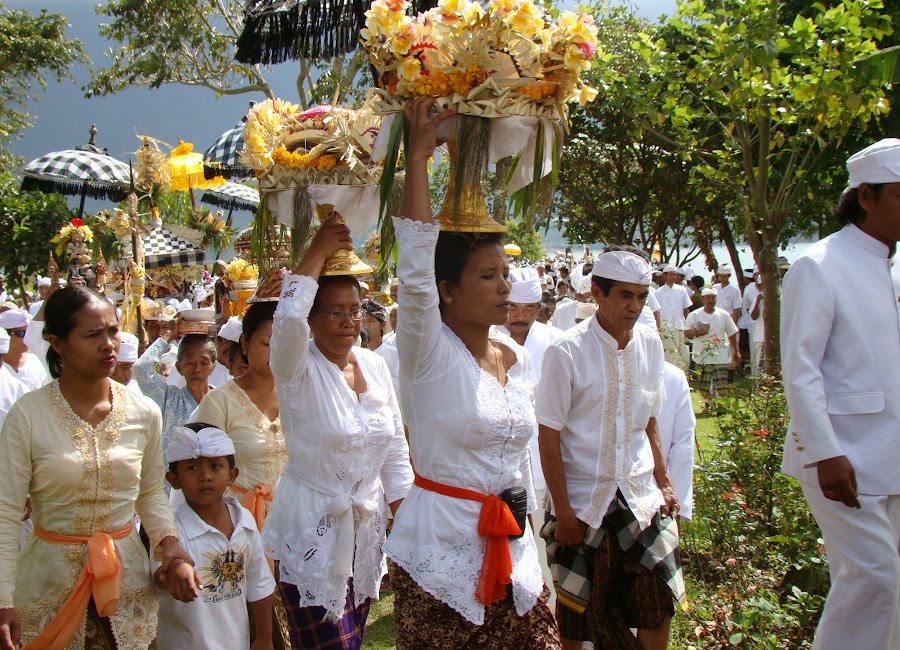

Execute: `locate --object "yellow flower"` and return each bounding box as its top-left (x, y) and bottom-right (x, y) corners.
top-left (398, 57), bottom-right (422, 81)
top-left (508, 1), bottom-right (543, 39)
top-left (573, 84), bottom-right (598, 105)
top-left (461, 0), bottom-right (483, 23)
top-left (489, 0), bottom-right (518, 16)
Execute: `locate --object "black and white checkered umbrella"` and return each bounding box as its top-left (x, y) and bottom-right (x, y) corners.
top-left (142, 225), bottom-right (206, 269)
top-left (22, 148), bottom-right (131, 205)
top-left (203, 121), bottom-right (251, 180)
top-left (201, 182), bottom-right (259, 212)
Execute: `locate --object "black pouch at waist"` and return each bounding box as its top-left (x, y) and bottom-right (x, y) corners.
top-left (500, 486), bottom-right (528, 539)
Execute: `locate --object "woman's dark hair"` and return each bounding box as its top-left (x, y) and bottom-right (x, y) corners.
top-left (43, 286), bottom-right (108, 379)
top-left (835, 183), bottom-right (883, 225)
top-left (690, 275), bottom-right (705, 290)
top-left (167, 421), bottom-right (236, 473)
top-left (239, 301), bottom-right (277, 363)
top-left (176, 334), bottom-right (216, 365)
top-left (434, 231), bottom-right (505, 310)
top-left (310, 276), bottom-right (362, 313)
top-left (228, 341), bottom-right (243, 366)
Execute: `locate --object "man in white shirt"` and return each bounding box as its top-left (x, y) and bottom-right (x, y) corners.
top-left (657, 362), bottom-right (696, 521)
top-left (655, 265), bottom-right (692, 371)
top-left (746, 273), bottom-right (765, 377)
top-left (27, 277), bottom-right (51, 317)
top-left (685, 289), bottom-right (740, 411)
top-left (538, 248), bottom-right (683, 650)
top-left (0, 309), bottom-right (49, 391)
top-left (0, 328), bottom-right (28, 430)
top-left (493, 267), bottom-right (562, 602)
top-left (711, 264), bottom-right (742, 325)
top-left (781, 139), bottom-right (900, 650)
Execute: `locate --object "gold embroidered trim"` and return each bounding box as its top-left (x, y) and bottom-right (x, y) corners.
top-left (47, 381), bottom-right (126, 536)
top-left (227, 381), bottom-right (286, 489)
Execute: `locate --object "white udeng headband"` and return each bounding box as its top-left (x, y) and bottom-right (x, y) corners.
top-left (592, 251), bottom-right (652, 285)
top-left (166, 425), bottom-right (236, 464)
top-left (846, 138), bottom-right (900, 191)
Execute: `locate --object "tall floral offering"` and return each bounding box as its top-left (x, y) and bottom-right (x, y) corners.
top-left (241, 100), bottom-right (386, 273)
top-left (361, 0), bottom-right (598, 230)
top-left (362, 0), bottom-right (599, 117)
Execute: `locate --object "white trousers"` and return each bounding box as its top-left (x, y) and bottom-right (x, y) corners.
top-left (802, 484), bottom-right (900, 650)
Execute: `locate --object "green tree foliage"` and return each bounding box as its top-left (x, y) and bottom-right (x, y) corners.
top-left (504, 218), bottom-right (545, 262)
top-left (0, 2), bottom-right (87, 171)
top-left (634, 0), bottom-right (892, 369)
top-left (0, 174), bottom-right (74, 301)
top-left (88, 0), bottom-right (369, 108)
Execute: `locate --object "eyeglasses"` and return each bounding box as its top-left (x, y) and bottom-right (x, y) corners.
top-left (314, 309), bottom-right (364, 321)
top-left (6, 330), bottom-right (25, 338)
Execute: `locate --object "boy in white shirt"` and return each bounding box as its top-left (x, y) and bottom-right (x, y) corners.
top-left (154, 423), bottom-right (276, 650)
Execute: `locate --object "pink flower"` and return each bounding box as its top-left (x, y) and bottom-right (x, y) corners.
top-left (725, 558), bottom-right (737, 566)
top-left (576, 41), bottom-right (597, 59)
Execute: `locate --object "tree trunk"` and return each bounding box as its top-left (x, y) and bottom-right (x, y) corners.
top-left (746, 226), bottom-right (782, 373)
top-left (720, 216), bottom-right (745, 291)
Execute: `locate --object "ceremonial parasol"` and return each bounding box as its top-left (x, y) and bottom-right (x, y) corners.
top-left (21, 125), bottom-right (131, 218)
top-left (235, 0), bottom-right (439, 65)
top-left (203, 120), bottom-right (252, 180)
top-left (504, 243), bottom-right (522, 256)
top-left (201, 182), bottom-right (260, 225)
top-left (142, 224), bottom-right (206, 269)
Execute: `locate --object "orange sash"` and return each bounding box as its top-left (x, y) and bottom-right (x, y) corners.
top-left (230, 483), bottom-right (273, 532)
top-left (22, 522), bottom-right (134, 650)
top-left (413, 473), bottom-right (522, 607)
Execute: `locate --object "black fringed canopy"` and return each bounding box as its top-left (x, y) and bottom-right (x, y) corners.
top-left (235, 0), bottom-right (439, 65)
top-left (21, 130), bottom-right (132, 217)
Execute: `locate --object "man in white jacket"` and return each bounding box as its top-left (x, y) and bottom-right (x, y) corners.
top-left (781, 139), bottom-right (900, 650)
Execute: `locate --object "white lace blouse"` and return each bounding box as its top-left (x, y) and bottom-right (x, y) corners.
top-left (263, 274), bottom-right (413, 621)
top-left (382, 217), bottom-right (544, 626)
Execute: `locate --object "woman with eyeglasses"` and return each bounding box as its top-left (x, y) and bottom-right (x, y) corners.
top-left (261, 214), bottom-right (413, 650)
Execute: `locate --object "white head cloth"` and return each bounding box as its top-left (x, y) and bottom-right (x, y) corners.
top-left (175, 299), bottom-right (192, 313)
top-left (217, 316), bottom-right (243, 343)
top-left (0, 328), bottom-right (9, 354)
top-left (167, 425), bottom-right (236, 464)
top-left (846, 138), bottom-right (900, 191)
top-left (36, 276), bottom-right (51, 288)
top-left (118, 332), bottom-right (139, 363)
top-left (0, 309), bottom-right (30, 330)
top-left (701, 288), bottom-right (718, 297)
top-left (592, 251), bottom-right (652, 285)
top-left (662, 264), bottom-right (676, 273)
top-left (508, 267), bottom-right (542, 304)
top-left (717, 264), bottom-right (733, 276)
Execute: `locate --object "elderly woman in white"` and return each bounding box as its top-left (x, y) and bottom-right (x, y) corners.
top-left (262, 215), bottom-right (413, 649)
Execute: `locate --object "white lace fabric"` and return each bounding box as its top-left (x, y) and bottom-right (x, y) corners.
top-left (383, 217), bottom-right (544, 625)
top-left (264, 273), bottom-right (413, 621)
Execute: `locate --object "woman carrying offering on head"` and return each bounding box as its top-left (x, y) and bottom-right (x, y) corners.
top-left (0, 286), bottom-right (197, 650)
top-left (262, 216), bottom-right (413, 649)
top-left (382, 97), bottom-right (561, 648)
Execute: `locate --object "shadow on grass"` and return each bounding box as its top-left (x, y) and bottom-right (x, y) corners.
top-left (362, 593), bottom-right (397, 649)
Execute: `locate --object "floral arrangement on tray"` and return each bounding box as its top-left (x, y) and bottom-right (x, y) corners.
top-left (360, 0), bottom-right (599, 120)
top-left (240, 100), bottom-right (383, 190)
top-left (224, 257), bottom-right (258, 289)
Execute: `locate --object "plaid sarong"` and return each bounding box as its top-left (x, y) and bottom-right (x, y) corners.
top-left (278, 578), bottom-right (371, 650)
top-left (541, 492), bottom-right (687, 615)
top-left (699, 363), bottom-right (730, 392)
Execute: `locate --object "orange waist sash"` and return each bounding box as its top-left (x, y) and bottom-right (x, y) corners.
top-left (23, 521), bottom-right (133, 650)
top-left (230, 483), bottom-right (273, 532)
top-left (413, 473), bottom-right (521, 607)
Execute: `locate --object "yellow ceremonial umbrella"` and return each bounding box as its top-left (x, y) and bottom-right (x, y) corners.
top-left (168, 141), bottom-right (225, 203)
top-left (504, 242), bottom-right (522, 256)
